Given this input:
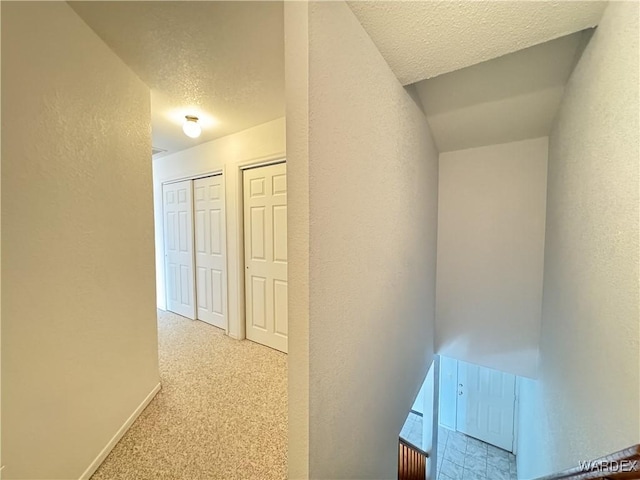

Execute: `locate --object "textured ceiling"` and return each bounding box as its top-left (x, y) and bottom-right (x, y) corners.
top-left (412, 31), bottom-right (590, 153)
top-left (348, 1), bottom-right (606, 85)
top-left (70, 1), bottom-right (284, 156)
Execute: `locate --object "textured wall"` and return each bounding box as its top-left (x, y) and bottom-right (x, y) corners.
top-left (284, 2), bottom-right (310, 478)
top-left (1, 3), bottom-right (159, 478)
top-left (0, 3), bottom-right (3, 472)
top-left (152, 117), bottom-right (285, 341)
top-left (517, 2), bottom-right (640, 478)
top-left (436, 138), bottom-right (548, 379)
top-left (303, 2), bottom-right (439, 478)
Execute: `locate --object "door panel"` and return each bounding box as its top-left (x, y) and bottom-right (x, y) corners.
top-left (243, 163), bottom-right (287, 353)
top-left (274, 280), bottom-right (288, 336)
top-left (193, 175), bottom-right (227, 329)
top-left (456, 361), bottom-right (516, 451)
top-left (163, 180), bottom-right (196, 319)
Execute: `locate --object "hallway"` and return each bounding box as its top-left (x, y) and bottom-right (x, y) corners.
top-left (91, 311), bottom-right (287, 480)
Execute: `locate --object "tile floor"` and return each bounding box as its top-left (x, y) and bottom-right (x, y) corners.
top-left (436, 426), bottom-right (517, 480)
top-left (400, 411), bottom-right (424, 448)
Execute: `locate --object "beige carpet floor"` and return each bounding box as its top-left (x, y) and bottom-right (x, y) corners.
top-left (91, 310), bottom-right (287, 480)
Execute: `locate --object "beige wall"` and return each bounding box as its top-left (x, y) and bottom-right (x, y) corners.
top-left (517, 2), bottom-right (640, 477)
top-left (286, 2), bottom-right (440, 477)
top-left (1, 3), bottom-right (159, 478)
top-left (152, 117), bottom-right (285, 339)
top-left (436, 137), bottom-right (548, 379)
top-left (0, 2), bottom-right (3, 472)
top-left (284, 1), bottom-right (310, 478)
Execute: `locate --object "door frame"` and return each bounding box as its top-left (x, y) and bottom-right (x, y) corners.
top-left (160, 168), bottom-right (228, 332)
top-left (513, 376), bottom-right (520, 455)
top-left (235, 155), bottom-right (286, 341)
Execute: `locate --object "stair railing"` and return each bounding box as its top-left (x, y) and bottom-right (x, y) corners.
top-left (533, 444), bottom-right (640, 480)
top-left (398, 436), bottom-right (429, 480)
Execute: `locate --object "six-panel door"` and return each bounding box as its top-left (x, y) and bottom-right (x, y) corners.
top-left (243, 163), bottom-right (288, 353)
top-left (456, 360), bottom-right (516, 451)
top-left (163, 180), bottom-right (196, 319)
top-left (194, 175), bottom-right (227, 329)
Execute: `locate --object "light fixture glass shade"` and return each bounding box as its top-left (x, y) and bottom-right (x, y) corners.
top-left (182, 116), bottom-right (201, 138)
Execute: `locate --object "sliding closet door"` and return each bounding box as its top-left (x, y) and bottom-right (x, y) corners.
top-left (193, 175), bottom-right (227, 330)
top-left (163, 180), bottom-right (196, 319)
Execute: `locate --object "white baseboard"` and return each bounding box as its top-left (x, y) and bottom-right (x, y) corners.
top-left (79, 382), bottom-right (162, 480)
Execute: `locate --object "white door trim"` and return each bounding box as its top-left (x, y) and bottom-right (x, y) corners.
top-left (160, 168), bottom-right (224, 186)
top-left (240, 158), bottom-right (287, 171)
top-left (512, 377), bottom-right (520, 455)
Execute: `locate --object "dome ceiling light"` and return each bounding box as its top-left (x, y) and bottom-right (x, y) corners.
top-left (182, 115), bottom-right (201, 138)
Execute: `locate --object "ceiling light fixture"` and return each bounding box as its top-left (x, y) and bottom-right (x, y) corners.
top-left (182, 115), bottom-right (201, 138)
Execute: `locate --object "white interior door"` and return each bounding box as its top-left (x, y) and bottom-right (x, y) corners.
top-left (194, 175), bottom-right (227, 329)
top-left (456, 361), bottom-right (516, 451)
top-left (163, 180), bottom-right (196, 319)
top-left (243, 163), bottom-right (287, 353)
